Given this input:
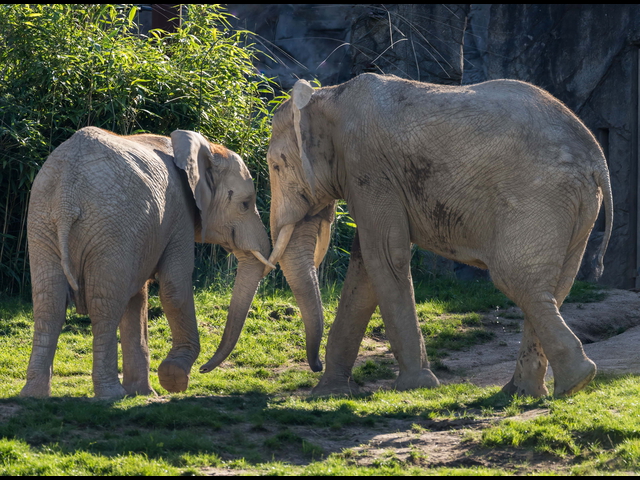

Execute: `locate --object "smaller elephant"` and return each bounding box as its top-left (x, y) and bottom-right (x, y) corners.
top-left (21, 127), bottom-right (272, 399)
top-left (265, 73), bottom-right (613, 398)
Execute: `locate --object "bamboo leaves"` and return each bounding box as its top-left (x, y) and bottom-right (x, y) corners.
top-left (0, 4), bottom-right (277, 295)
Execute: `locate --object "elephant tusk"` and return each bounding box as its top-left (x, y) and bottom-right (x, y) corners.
top-left (314, 218), bottom-right (332, 269)
top-left (251, 250), bottom-right (276, 271)
top-left (264, 223), bottom-right (295, 276)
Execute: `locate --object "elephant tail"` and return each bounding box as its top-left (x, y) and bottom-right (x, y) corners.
top-left (57, 214), bottom-right (79, 293)
top-left (592, 164), bottom-right (613, 280)
top-left (56, 207), bottom-right (90, 315)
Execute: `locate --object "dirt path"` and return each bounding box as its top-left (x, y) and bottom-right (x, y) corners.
top-left (437, 288), bottom-right (640, 388)
top-left (353, 288), bottom-right (640, 391)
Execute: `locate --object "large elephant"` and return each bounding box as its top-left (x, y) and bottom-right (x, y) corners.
top-left (265, 73), bottom-right (613, 398)
top-left (21, 127), bottom-right (272, 399)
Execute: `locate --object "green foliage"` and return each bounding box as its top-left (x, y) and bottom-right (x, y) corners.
top-left (316, 200), bottom-right (357, 286)
top-left (0, 4), bottom-right (278, 295)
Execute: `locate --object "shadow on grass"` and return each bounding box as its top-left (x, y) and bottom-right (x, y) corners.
top-left (4, 375), bottom-right (640, 473)
top-left (0, 381), bottom-right (560, 470)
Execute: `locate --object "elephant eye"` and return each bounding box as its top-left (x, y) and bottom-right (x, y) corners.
top-left (240, 200), bottom-right (250, 212)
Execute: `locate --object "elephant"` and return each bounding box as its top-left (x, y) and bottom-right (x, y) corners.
top-left (264, 73), bottom-right (613, 398)
top-left (21, 126), bottom-right (272, 399)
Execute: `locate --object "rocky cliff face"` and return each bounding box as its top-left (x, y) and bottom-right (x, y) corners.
top-left (228, 4), bottom-right (640, 288)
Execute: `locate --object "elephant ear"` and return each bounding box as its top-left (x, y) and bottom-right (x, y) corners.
top-left (291, 79), bottom-right (316, 197)
top-left (170, 129), bottom-right (221, 242)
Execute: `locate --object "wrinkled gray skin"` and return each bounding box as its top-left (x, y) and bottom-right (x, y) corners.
top-left (266, 73), bottom-right (613, 398)
top-left (21, 127), bottom-right (271, 399)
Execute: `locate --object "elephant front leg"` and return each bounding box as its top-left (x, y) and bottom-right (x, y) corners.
top-left (120, 282), bottom-right (156, 396)
top-left (502, 319), bottom-right (549, 397)
top-left (356, 208), bottom-right (439, 392)
top-left (156, 259), bottom-right (200, 393)
top-left (312, 231), bottom-right (378, 396)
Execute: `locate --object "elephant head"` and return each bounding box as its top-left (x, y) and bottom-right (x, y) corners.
top-left (170, 130), bottom-right (272, 373)
top-left (264, 81), bottom-right (338, 372)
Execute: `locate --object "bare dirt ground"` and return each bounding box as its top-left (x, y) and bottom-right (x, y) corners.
top-left (353, 288), bottom-right (640, 390)
top-left (439, 288), bottom-right (640, 388)
top-left (206, 288), bottom-right (640, 475)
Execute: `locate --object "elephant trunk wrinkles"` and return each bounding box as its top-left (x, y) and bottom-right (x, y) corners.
top-left (199, 254), bottom-right (264, 373)
top-left (278, 219), bottom-right (324, 372)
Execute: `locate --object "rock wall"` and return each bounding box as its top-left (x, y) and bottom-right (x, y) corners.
top-left (228, 4), bottom-right (640, 289)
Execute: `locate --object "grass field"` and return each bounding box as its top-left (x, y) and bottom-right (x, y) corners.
top-left (0, 277), bottom-right (637, 475)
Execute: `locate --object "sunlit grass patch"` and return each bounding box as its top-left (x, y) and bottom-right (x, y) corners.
top-left (421, 312), bottom-right (494, 363)
top-left (0, 438), bottom-right (181, 475)
top-left (482, 375), bottom-right (640, 459)
top-left (264, 383), bottom-right (502, 426)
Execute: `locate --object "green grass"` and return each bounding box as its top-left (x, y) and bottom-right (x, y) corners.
top-left (0, 278), bottom-right (626, 475)
top-left (482, 375), bottom-right (640, 459)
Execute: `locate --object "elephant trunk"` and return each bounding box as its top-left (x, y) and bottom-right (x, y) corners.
top-left (199, 253), bottom-right (265, 373)
top-left (278, 218), bottom-right (324, 372)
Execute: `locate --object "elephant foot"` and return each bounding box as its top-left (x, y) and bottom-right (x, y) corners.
top-left (20, 380), bottom-right (51, 398)
top-left (394, 369), bottom-right (440, 391)
top-left (158, 358), bottom-right (190, 393)
top-left (311, 373), bottom-right (360, 397)
top-left (501, 375), bottom-right (549, 398)
top-left (552, 357), bottom-right (596, 398)
top-left (93, 382), bottom-right (128, 400)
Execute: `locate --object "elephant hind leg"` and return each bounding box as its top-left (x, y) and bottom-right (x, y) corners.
top-left (522, 294), bottom-right (595, 398)
top-left (493, 256), bottom-right (595, 398)
top-left (501, 319), bottom-right (549, 397)
top-left (554, 231), bottom-right (593, 309)
top-left (499, 225), bottom-right (594, 398)
top-left (20, 256), bottom-right (68, 398)
top-left (547, 233), bottom-right (596, 396)
top-left (120, 281), bottom-right (156, 396)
